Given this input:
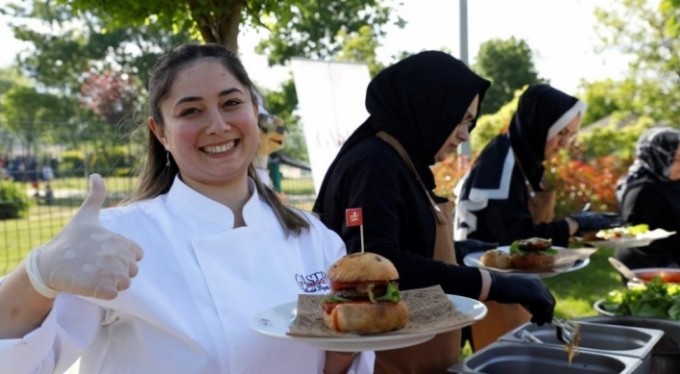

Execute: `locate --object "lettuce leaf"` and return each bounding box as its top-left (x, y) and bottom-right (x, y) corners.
top-left (509, 241), bottom-right (558, 256)
top-left (374, 282), bottom-right (401, 303)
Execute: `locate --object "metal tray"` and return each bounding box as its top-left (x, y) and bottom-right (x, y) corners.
top-left (500, 321), bottom-right (663, 358)
top-left (449, 341), bottom-right (642, 374)
top-left (579, 316), bottom-right (680, 374)
top-left (499, 321), bottom-right (663, 374)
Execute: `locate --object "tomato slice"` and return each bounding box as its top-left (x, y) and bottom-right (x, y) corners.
top-left (330, 280), bottom-right (396, 291)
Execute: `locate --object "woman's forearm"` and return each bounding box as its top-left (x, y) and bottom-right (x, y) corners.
top-left (0, 263), bottom-right (55, 339)
top-left (324, 351), bottom-right (358, 374)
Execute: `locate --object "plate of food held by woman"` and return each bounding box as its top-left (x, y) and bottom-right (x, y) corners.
top-left (464, 237), bottom-right (596, 278)
top-left (250, 253), bottom-right (487, 352)
top-left (249, 287), bottom-right (487, 352)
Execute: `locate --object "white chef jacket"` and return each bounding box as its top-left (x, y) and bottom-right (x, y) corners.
top-left (0, 177), bottom-right (374, 374)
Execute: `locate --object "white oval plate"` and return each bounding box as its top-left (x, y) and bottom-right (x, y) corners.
top-left (248, 295), bottom-right (487, 352)
top-left (584, 229), bottom-right (676, 249)
top-left (463, 246), bottom-right (590, 278)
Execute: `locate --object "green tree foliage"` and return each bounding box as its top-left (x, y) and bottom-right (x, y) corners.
top-left (1, 85), bottom-right (79, 153)
top-left (254, 1), bottom-right (398, 66)
top-left (578, 114), bottom-right (655, 161)
top-left (579, 79), bottom-right (640, 125)
top-left (594, 0), bottom-right (680, 123)
top-left (63, 0), bottom-right (243, 51)
top-left (660, 0), bottom-right (680, 36)
top-left (2, 0), bottom-right (193, 149)
top-left (470, 88), bottom-right (523, 154)
top-left (335, 25), bottom-right (385, 77)
top-left (0, 67), bottom-right (30, 154)
top-left (5, 1), bottom-right (192, 94)
top-left (472, 37), bottom-right (543, 115)
top-left (62, 0), bottom-right (400, 61)
top-left (0, 67), bottom-right (28, 97)
top-left (0, 66), bottom-right (30, 124)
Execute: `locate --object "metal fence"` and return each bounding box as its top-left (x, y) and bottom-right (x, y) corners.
top-left (0, 129), bottom-right (315, 275)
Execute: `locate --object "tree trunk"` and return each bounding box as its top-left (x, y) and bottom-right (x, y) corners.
top-left (189, 0), bottom-right (245, 53)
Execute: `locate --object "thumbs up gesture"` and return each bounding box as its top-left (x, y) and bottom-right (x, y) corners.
top-left (26, 174), bottom-right (144, 300)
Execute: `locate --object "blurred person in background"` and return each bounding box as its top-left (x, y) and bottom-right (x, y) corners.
top-left (614, 126), bottom-right (680, 270)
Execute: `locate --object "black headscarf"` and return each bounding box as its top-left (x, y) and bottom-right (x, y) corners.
top-left (616, 126), bottom-right (680, 205)
top-left (316, 51), bottom-right (490, 203)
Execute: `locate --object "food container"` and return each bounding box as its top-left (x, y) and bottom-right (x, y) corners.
top-left (594, 298), bottom-right (617, 317)
top-left (632, 268), bottom-right (680, 284)
top-left (579, 316), bottom-right (680, 374)
top-left (499, 321), bottom-right (663, 374)
top-left (448, 341), bottom-right (642, 373)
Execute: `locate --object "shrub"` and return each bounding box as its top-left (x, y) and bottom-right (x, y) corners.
top-left (0, 180), bottom-right (30, 219)
top-left (58, 146), bottom-right (140, 178)
top-left (432, 155), bottom-right (470, 199)
top-left (546, 147), bottom-right (631, 218)
top-left (435, 139), bottom-right (634, 218)
top-left (59, 150), bottom-right (86, 176)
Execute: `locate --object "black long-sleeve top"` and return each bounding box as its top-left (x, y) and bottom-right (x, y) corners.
top-left (455, 135), bottom-right (571, 247)
top-left (314, 137), bottom-right (483, 299)
top-left (464, 164), bottom-right (571, 247)
top-left (616, 179), bottom-right (680, 268)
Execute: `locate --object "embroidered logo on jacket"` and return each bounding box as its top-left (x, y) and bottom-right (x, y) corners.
top-left (295, 271), bottom-right (330, 293)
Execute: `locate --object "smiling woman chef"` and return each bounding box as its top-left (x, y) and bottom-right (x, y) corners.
top-left (0, 44), bottom-right (373, 374)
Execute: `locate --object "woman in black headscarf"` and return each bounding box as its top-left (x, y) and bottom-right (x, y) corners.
top-left (454, 84), bottom-right (620, 350)
top-left (455, 84), bottom-right (619, 246)
top-left (313, 51), bottom-right (555, 373)
top-left (614, 126), bottom-right (680, 270)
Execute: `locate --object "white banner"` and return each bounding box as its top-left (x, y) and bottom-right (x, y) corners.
top-left (291, 58), bottom-right (371, 195)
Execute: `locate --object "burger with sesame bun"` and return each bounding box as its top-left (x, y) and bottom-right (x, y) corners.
top-left (323, 252), bottom-right (410, 334)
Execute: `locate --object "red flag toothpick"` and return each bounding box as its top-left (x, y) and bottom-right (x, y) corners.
top-left (345, 208), bottom-right (365, 252)
top-left (345, 208), bottom-right (363, 227)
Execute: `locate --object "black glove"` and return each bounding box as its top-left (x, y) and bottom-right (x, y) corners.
top-left (455, 239), bottom-right (499, 264)
top-left (569, 212), bottom-right (623, 236)
top-left (487, 271), bottom-right (555, 325)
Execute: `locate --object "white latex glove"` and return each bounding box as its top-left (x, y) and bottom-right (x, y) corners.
top-left (25, 174), bottom-right (144, 300)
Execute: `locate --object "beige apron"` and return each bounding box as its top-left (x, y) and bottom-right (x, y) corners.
top-left (470, 158), bottom-right (557, 351)
top-left (374, 132), bottom-right (461, 373)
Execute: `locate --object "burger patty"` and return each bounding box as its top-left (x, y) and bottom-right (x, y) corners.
top-left (332, 284), bottom-right (389, 299)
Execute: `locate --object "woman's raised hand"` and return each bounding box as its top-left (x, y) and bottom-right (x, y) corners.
top-left (25, 174), bottom-right (144, 300)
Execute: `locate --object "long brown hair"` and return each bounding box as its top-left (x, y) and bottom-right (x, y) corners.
top-left (129, 43), bottom-right (309, 235)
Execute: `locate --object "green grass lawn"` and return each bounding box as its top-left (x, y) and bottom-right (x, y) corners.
top-left (546, 247), bottom-right (622, 319)
top-left (0, 205), bottom-right (74, 274)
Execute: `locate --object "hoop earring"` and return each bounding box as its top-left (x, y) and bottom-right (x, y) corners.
top-left (166, 151), bottom-right (171, 167)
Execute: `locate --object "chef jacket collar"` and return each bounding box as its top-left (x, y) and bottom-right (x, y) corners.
top-left (166, 175), bottom-right (262, 228)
